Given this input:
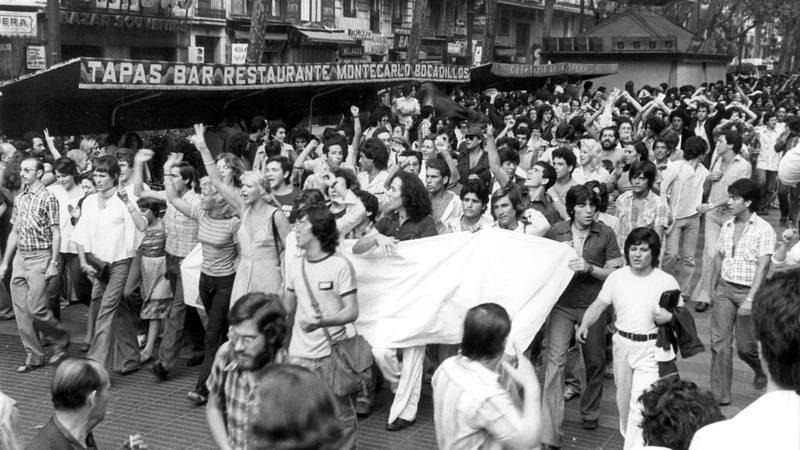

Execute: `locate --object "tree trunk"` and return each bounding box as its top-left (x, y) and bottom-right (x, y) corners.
top-left (481, 0), bottom-right (496, 63)
top-left (408, 0), bottom-right (428, 63)
top-left (778, 19), bottom-right (798, 73)
top-left (247, 0), bottom-right (270, 64)
top-left (542, 0), bottom-right (555, 38)
top-left (466, 10), bottom-right (474, 66)
top-left (579, 0), bottom-right (584, 34)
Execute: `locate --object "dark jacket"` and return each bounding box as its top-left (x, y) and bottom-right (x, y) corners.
top-left (656, 306), bottom-right (704, 359)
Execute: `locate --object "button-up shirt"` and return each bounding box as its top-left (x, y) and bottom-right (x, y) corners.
top-left (755, 125), bottom-right (781, 171)
top-left (614, 190), bottom-right (670, 251)
top-left (432, 355), bottom-right (523, 450)
top-left (10, 183), bottom-right (59, 251)
top-left (708, 154), bottom-right (752, 207)
top-left (376, 213), bottom-right (438, 241)
top-left (661, 159), bottom-right (709, 220)
top-left (71, 193), bottom-right (140, 264)
top-left (716, 213), bottom-right (776, 287)
top-left (207, 341), bottom-right (266, 450)
top-left (27, 416), bottom-right (97, 450)
top-left (165, 189), bottom-right (200, 257)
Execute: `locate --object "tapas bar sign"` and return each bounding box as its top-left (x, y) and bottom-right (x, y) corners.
top-left (79, 58), bottom-right (471, 89)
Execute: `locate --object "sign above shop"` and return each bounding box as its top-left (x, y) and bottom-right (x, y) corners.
top-left (0, 11), bottom-right (37, 38)
top-left (26, 45), bottom-right (46, 70)
top-left (60, 10), bottom-right (187, 32)
top-left (339, 43), bottom-right (364, 59)
top-left (346, 29), bottom-right (372, 40)
top-left (80, 59), bottom-right (471, 89)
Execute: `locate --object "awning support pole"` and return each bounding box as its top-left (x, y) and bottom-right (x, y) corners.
top-left (111, 93), bottom-right (162, 127)
top-left (308, 86), bottom-right (347, 128)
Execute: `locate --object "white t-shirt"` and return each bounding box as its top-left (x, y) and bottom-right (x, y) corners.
top-left (690, 390), bottom-right (800, 450)
top-left (778, 140), bottom-right (800, 186)
top-left (47, 184), bottom-right (85, 253)
top-left (597, 266), bottom-right (681, 334)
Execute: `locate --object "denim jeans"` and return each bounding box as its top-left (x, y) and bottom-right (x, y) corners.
top-left (662, 214), bottom-right (700, 296)
top-left (541, 305), bottom-right (606, 446)
top-left (710, 279), bottom-right (763, 404)
top-left (289, 355), bottom-right (358, 449)
top-left (195, 272), bottom-right (235, 393)
top-left (11, 249), bottom-right (70, 365)
top-left (87, 258), bottom-right (141, 372)
top-left (158, 253), bottom-right (189, 371)
top-left (693, 209), bottom-right (729, 304)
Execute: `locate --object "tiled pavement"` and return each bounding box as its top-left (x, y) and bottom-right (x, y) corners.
top-left (0, 210), bottom-right (783, 449)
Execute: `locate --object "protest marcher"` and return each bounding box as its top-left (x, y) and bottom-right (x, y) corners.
top-left (491, 183), bottom-right (550, 236)
top-left (0, 156), bottom-right (70, 372)
top-left (27, 357), bottom-right (147, 450)
top-left (433, 303), bottom-right (543, 449)
top-left (285, 206), bottom-right (359, 447)
top-left (690, 270), bottom-right (800, 449)
top-left (163, 152), bottom-right (241, 405)
top-left (426, 156), bottom-right (463, 234)
top-left (445, 178), bottom-right (493, 233)
top-left (639, 377), bottom-right (723, 450)
top-left (613, 160), bottom-right (669, 251)
top-left (541, 185), bottom-right (624, 445)
top-left (73, 155), bottom-right (147, 375)
top-left (0, 390), bottom-right (20, 450)
top-left (693, 130), bottom-right (752, 311)
top-left (206, 292), bottom-right (289, 450)
top-left (249, 364), bottom-right (344, 450)
top-left (708, 178), bottom-right (774, 405)
top-left (578, 227), bottom-right (681, 450)
top-left (353, 170), bottom-right (436, 431)
top-left (265, 155), bottom-right (298, 219)
top-left (133, 149), bottom-right (204, 381)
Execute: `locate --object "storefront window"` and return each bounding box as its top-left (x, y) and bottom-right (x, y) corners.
top-left (343, 0), bottom-right (357, 18)
top-left (301, 0), bottom-right (322, 22)
top-left (370, 0), bottom-right (380, 33)
top-left (391, 0), bottom-right (404, 24)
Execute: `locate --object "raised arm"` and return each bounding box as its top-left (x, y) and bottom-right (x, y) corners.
top-left (43, 129), bottom-right (63, 160)
top-left (117, 188), bottom-right (148, 232)
top-left (347, 106), bottom-right (363, 166)
top-left (189, 124), bottom-right (245, 217)
top-left (133, 149), bottom-right (166, 201)
top-left (293, 137), bottom-right (321, 172)
top-left (163, 153), bottom-right (195, 218)
top-left (485, 124), bottom-right (510, 188)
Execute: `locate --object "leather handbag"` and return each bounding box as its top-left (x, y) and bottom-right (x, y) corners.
top-left (301, 259), bottom-right (373, 397)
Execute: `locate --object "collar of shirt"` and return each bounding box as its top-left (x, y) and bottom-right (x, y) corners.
top-left (53, 415), bottom-right (93, 449)
top-left (21, 182), bottom-right (46, 196)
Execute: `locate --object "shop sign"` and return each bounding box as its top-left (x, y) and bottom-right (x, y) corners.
top-left (26, 45), bottom-right (46, 70)
top-left (231, 43), bottom-right (247, 64)
top-left (80, 59), bottom-right (471, 89)
top-left (394, 32), bottom-right (409, 50)
top-left (0, 11), bottom-right (38, 38)
top-left (346, 29), bottom-right (372, 40)
top-left (339, 43), bottom-right (364, 59)
top-left (60, 10), bottom-right (187, 32)
top-left (363, 35), bottom-right (389, 55)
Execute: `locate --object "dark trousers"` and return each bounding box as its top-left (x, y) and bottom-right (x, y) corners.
top-left (195, 272), bottom-right (235, 393)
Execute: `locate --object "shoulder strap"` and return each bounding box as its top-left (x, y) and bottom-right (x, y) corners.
top-left (271, 210), bottom-right (284, 264)
top-left (300, 258), bottom-right (337, 345)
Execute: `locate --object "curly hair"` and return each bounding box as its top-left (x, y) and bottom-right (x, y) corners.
top-left (214, 152), bottom-right (248, 188)
top-left (396, 171), bottom-right (432, 221)
top-left (297, 206), bottom-right (339, 254)
top-left (250, 364), bottom-right (344, 450)
top-left (460, 178), bottom-right (490, 212)
top-left (639, 378), bottom-right (724, 450)
top-left (199, 177), bottom-right (236, 219)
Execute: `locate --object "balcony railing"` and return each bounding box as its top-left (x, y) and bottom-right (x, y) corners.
top-left (196, 0), bottom-right (225, 18)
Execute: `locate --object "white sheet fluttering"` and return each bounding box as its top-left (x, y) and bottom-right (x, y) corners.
top-left (183, 228), bottom-right (577, 354)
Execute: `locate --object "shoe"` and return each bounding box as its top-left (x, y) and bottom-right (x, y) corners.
top-left (695, 302), bottom-right (710, 312)
top-left (139, 353), bottom-right (154, 365)
top-left (78, 343), bottom-right (90, 353)
top-left (753, 372), bottom-right (767, 390)
top-left (48, 346), bottom-right (69, 365)
top-left (151, 362), bottom-right (169, 382)
top-left (386, 418), bottom-right (416, 431)
top-left (355, 400), bottom-right (371, 418)
top-left (16, 362), bottom-right (45, 373)
top-left (604, 363), bottom-right (614, 379)
top-left (113, 366), bottom-right (140, 376)
top-left (187, 389), bottom-right (208, 406)
top-left (563, 385), bottom-right (580, 401)
top-left (186, 354), bottom-right (204, 367)
top-left (582, 419), bottom-right (598, 430)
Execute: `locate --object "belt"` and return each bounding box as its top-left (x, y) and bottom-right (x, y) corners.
top-left (617, 330), bottom-right (658, 342)
top-left (722, 279), bottom-right (751, 290)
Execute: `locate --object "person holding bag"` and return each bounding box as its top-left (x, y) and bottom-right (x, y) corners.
top-left (284, 206), bottom-right (364, 449)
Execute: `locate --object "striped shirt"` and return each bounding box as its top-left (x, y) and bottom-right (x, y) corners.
top-left (432, 355), bottom-right (523, 450)
top-left (10, 183), bottom-right (59, 251)
top-left (191, 204), bottom-right (240, 277)
top-left (165, 189), bottom-right (200, 257)
top-left (716, 213), bottom-right (776, 287)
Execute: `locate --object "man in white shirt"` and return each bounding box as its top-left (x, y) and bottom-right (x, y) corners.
top-left (690, 270), bottom-right (800, 450)
top-left (754, 112), bottom-right (781, 214)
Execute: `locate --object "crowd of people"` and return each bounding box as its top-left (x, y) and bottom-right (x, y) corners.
top-left (0, 71), bottom-right (800, 450)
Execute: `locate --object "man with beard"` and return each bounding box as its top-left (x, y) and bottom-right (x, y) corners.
top-left (206, 292), bottom-right (289, 450)
top-left (598, 126), bottom-right (624, 171)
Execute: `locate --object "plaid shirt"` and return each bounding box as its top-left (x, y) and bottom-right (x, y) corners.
top-left (614, 190), bottom-right (670, 251)
top-left (207, 341), bottom-right (264, 450)
top-left (716, 213), bottom-right (776, 287)
top-left (165, 189), bottom-right (200, 257)
top-left (10, 183), bottom-right (59, 251)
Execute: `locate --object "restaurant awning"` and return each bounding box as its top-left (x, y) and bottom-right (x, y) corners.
top-left (293, 27), bottom-right (355, 45)
top-left (233, 30), bottom-right (288, 42)
top-left (0, 58), bottom-right (471, 136)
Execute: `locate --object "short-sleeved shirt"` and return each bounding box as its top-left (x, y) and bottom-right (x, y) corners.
top-left (614, 190), bottom-right (670, 251)
top-left (191, 204), bottom-right (241, 277)
top-left (286, 252), bottom-right (357, 359)
top-left (376, 214), bottom-right (438, 241)
top-left (273, 188), bottom-right (299, 220)
top-left (546, 220), bottom-right (623, 308)
top-left (433, 355), bottom-right (523, 450)
top-left (10, 183), bottom-right (59, 251)
top-left (716, 213), bottom-right (776, 287)
top-left (165, 189), bottom-right (200, 257)
top-left (597, 267), bottom-right (681, 334)
top-left (207, 341), bottom-right (268, 450)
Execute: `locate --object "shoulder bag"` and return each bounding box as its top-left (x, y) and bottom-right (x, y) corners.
top-left (301, 258), bottom-right (373, 397)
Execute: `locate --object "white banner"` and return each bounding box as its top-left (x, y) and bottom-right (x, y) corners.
top-left (231, 43), bottom-right (248, 65)
top-left (0, 11), bottom-right (37, 38)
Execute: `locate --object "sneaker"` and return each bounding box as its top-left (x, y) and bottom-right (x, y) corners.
top-left (563, 385), bottom-right (580, 401)
top-left (137, 334), bottom-right (147, 349)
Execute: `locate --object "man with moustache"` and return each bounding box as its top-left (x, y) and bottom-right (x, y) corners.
top-left (598, 126), bottom-right (624, 172)
top-left (541, 185), bottom-right (624, 447)
top-left (206, 292), bottom-right (290, 450)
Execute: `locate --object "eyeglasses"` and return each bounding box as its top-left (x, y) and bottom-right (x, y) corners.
top-left (227, 330), bottom-right (258, 346)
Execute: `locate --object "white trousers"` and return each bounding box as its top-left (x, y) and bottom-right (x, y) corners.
top-left (612, 334), bottom-right (660, 450)
top-left (372, 345), bottom-right (425, 423)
